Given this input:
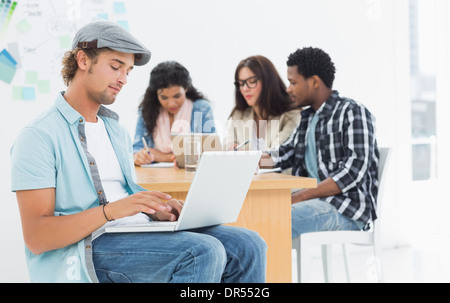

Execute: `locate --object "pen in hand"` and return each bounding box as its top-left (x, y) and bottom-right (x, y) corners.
top-left (234, 140), bottom-right (251, 151)
top-left (141, 137), bottom-right (154, 164)
top-left (142, 137), bottom-right (151, 155)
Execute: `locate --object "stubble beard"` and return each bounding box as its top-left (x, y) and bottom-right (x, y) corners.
top-left (87, 66), bottom-right (117, 106)
top-left (87, 89), bottom-right (116, 106)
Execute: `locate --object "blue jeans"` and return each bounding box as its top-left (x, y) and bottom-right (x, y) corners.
top-left (92, 225), bottom-right (267, 283)
top-left (291, 198), bottom-right (365, 239)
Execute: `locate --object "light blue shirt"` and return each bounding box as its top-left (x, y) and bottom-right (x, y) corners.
top-left (305, 113), bottom-right (320, 180)
top-left (133, 99), bottom-right (216, 153)
top-left (10, 92), bottom-right (144, 283)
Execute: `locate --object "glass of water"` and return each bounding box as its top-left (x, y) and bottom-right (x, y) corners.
top-left (183, 136), bottom-right (201, 173)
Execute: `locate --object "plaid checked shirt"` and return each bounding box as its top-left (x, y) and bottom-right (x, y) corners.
top-left (271, 91), bottom-right (379, 224)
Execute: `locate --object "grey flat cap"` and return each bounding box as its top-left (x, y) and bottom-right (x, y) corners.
top-left (72, 21), bottom-right (151, 66)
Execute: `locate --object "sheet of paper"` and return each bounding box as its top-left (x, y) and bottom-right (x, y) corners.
top-left (141, 162), bottom-right (175, 168)
top-left (256, 167), bottom-right (282, 175)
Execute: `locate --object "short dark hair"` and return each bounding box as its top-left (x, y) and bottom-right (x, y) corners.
top-left (287, 47), bottom-right (336, 89)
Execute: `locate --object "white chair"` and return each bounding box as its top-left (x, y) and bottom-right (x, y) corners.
top-left (292, 147), bottom-right (391, 283)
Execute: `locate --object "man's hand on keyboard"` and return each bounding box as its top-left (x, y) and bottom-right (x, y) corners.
top-left (147, 199), bottom-right (184, 222)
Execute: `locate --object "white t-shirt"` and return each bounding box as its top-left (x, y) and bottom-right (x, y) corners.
top-left (84, 117), bottom-right (149, 239)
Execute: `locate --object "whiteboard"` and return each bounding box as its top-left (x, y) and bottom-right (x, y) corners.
top-left (0, 0), bottom-right (133, 103)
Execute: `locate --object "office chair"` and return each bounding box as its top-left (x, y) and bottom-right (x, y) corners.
top-left (292, 147), bottom-right (391, 283)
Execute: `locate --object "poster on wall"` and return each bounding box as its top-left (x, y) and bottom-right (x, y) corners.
top-left (0, 0), bottom-right (130, 102)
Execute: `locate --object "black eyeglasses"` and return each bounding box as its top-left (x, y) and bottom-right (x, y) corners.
top-left (234, 76), bottom-right (259, 90)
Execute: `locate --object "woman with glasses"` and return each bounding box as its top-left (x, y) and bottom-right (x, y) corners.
top-left (226, 55), bottom-right (301, 151)
top-left (133, 61), bottom-right (216, 165)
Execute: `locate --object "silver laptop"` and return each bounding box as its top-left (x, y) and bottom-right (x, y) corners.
top-left (105, 151), bottom-right (262, 233)
top-left (171, 133), bottom-right (223, 168)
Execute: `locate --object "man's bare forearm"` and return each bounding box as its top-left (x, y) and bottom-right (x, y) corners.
top-left (292, 177), bottom-right (342, 204)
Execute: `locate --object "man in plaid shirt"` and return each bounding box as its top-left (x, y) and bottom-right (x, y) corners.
top-left (264, 47), bottom-right (379, 238)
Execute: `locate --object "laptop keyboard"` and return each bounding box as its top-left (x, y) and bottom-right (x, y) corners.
top-left (143, 221), bottom-right (177, 226)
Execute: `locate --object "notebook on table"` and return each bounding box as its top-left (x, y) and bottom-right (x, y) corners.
top-left (105, 151), bottom-right (262, 233)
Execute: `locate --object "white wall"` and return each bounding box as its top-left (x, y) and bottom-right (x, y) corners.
top-left (0, 0), bottom-right (411, 282)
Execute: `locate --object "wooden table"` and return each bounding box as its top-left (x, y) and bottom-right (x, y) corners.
top-left (135, 167), bottom-right (316, 283)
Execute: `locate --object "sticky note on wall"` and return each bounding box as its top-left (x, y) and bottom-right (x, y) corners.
top-left (59, 35), bottom-right (71, 49)
top-left (12, 86), bottom-right (42, 101)
top-left (0, 59), bottom-right (15, 83)
top-left (12, 86), bottom-right (23, 100)
top-left (37, 80), bottom-right (50, 94)
top-left (16, 19), bottom-right (32, 34)
top-left (0, 48), bottom-right (17, 83)
top-left (26, 71), bottom-right (38, 85)
top-left (0, 48), bottom-right (16, 66)
top-left (22, 87), bottom-right (36, 101)
top-left (117, 20), bottom-right (129, 31)
top-left (113, 2), bottom-right (126, 14)
top-left (12, 86), bottom-right (37, 101)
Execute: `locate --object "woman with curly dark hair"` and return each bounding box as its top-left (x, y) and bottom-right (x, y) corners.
top-left (133, 61), bottom-right (216, 165)
top-left (226, 55), bottom-right (301, 151)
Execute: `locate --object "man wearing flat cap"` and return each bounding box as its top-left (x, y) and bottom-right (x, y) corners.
top-left (11, 21), bottom-right (267, 283)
